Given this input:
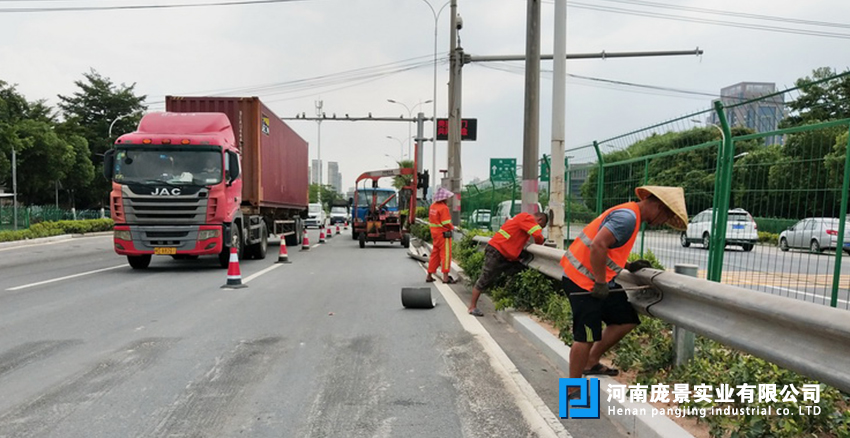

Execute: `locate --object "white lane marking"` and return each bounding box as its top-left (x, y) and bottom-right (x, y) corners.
top-left (756, 284), bottom-right (850, 306)
top-left (242, 263), bottom-right (283, 284)
top-left (6, 265), bottom-right (126, 291)
top-left (426, 268), bottom-right (569, 438)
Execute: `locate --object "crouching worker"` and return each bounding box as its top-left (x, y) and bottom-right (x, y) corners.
top-left (467, 211), bottom-right (548, 317)
top-left (426, 187), bottom-right (457, 284)
top-left (560, 186), bottom-right (687, 399)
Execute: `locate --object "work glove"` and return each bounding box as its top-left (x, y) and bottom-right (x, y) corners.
top-left (443, 230), bottom-right (453, 238)
top-left (590, 282), bottom-right (610, 300)
top-left (626, 259), bottom-right (652, 273)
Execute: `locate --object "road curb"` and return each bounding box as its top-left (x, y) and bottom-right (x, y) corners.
top-left (0, 231), bottom-right (113, 250)
top-left (499, 311), bottom-right (694, 438)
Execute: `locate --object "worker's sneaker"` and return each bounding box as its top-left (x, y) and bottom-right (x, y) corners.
top-left (468, 308), bottom-right (484, 317)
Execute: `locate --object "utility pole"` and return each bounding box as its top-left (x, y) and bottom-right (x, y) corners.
top-left (12, 147), bottom-right (17, 230)
top-left (315, 100), bottom-right (323, 206)
top-left (521, 0), bottom-right (541, 215)
top-left (549, 0), bottom-right (566, 248)
top-left (447, 0), bottom-right (463, 225)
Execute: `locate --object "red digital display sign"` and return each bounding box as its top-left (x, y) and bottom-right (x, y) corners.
top-left (436, 118), bottom-right (477, 141)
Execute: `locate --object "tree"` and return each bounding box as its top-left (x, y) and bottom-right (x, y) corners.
top-left (57, 69), bottom-right (146, 208)
top-left (782, 67), bottom-right (850, 128)
top-left (0, 81), bottom-right (90, 207)
top-left (308, 184), bottom-right (342, 211)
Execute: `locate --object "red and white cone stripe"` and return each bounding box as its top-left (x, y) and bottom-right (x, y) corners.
top-left (222, 247), bottom-right (247, 289)
top-left (301, 229), bottom-right (310, 250)
top-left (277, 238), bottom-right (290, 263)
top-left (319, 229), bottom-right (326, 243)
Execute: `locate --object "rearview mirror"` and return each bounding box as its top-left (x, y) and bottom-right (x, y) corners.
top-left (102, 149), bottom-right (115, 180)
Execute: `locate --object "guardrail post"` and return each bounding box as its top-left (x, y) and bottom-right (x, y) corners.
top-left (673, 264), bottom-right (697, 367)
top-left (592, 141), bottom-right (604, 215)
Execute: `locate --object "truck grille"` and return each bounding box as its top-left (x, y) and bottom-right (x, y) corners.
top-left (121, 186), bottom-right (209, 225)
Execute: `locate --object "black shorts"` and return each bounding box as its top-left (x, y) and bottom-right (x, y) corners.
top-left (561, 276), bottom-right (640, 343)
top-left (474, 245), bottom-right (525, 291)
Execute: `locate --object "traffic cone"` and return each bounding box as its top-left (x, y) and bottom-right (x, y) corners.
top-left (336, 225), bottom-right (340, 235)
top-left (343, 221), bottom-right (349, 230)
top-left (221, 247), bottom-right (247, 289)
top-left (276, 238), bottom-right (291, 263)
top-left (319, 229), bottom-right (326, 243)
top-left (326, 226), bottom-right (333, 239)
top-left (301, 229), bottom-right (310, 250)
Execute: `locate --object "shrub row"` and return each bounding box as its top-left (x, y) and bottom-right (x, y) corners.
top-left (0, 219), bottom-right (114, 242)
top-left (451, 240), bottom-right (849, 438)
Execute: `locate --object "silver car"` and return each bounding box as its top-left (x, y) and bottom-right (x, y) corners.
top-left (779, 217), bottom-right (850, 255)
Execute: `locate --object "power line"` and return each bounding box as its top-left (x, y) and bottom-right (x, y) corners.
top-left (539, 0), bottom-right (850, 40)
top-left (0, 0), bottom-right (306, 13)
top-left (596, 0), bottom-right (850, 30)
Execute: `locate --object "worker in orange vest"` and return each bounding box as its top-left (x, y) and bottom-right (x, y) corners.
top-left (426, 187), bottom-right (456, 284)
top-left (467, 210), bottom-right (549, 317)
top-left (560, 186), bottom-right (687, 397)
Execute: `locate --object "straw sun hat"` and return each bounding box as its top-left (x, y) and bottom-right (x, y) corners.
top-left (433, 187), bottom-right (454, 203)
top-left (635, 186), bottom-right (688, 230)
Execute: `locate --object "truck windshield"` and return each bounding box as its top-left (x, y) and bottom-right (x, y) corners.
top-left (113, 148), bottom-right (223, 185)
top-left (357, 190), bottom-right (398, 209)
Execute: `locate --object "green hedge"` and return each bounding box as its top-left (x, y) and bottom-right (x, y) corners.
top-left (0, 219), bottom-right (114, 242)
top-left (451, 243), bottom-right (850, 437)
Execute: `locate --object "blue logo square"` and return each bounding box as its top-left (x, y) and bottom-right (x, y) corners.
top-left (559, 378), bottom-right (601, 419)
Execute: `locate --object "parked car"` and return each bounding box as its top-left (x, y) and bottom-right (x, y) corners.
top-left (490, 201), bottom-right (543, 233)
top-left (469, 209), bottom-right (491, 229)
top-left (681, 208), bottom-right (758, 251)
top-left (779, 217), bottom-right (850, 254)
top-left (305, 203), bottom-right (326, 228)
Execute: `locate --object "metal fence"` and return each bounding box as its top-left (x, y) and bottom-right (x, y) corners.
top-left (462, 74), bottom-right (850, 310)
top-left (0, 205), bottom-right (107, 231)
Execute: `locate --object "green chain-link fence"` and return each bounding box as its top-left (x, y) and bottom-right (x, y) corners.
top-left (0, 205), bottom-right (107, 231)
top-left (464, 72), bottom-right (850, 310)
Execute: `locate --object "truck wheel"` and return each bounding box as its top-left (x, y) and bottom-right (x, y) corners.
top-left (359, 232), bottom-right (366, 249)
top-left (218, 225), bottom-right (243, 268)
top-left (284, 218), bottom-right (302, 247)
top-left (246, 222), bottom-right (268, 260)
top-left (402, 234), bottom-right (410, 248)
top-left (127, 255), bottom-right (151, 269)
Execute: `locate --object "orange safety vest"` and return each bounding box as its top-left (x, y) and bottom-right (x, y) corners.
top-left (489, 212), bottom-right (545, 261)
top-left (560, 202), bottom-right (641, 290)
top-left (429, 202), bottom-right (453, 238)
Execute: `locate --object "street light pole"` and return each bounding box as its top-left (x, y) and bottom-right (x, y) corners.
top-left (421, 0), bottom-right (451, 199)
top-left (387, 99), bottom-right (432, 161)
top-left (11, 146), bottom-right (17, 230)
top-left (386, 135), bottom-right (404, 161)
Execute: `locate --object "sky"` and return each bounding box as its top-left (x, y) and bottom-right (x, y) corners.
top-left (1, 0), bottom-right (849, 192)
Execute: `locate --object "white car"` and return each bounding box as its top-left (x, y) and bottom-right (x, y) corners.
top-left (469, 209), bottom-right (491, 229)
top-left (681, 208), bottom-right (758, 251)
top-left (779, 217), bottom-right (850, 255)
top-left (305, 203), bottom-right (326, 228)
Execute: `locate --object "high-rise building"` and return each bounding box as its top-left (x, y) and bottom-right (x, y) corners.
top-left (311, 159), bottom-right (322, 185)
top-left (334, 173), bottom-right (343, 195)
top-left (327, 161), bottom-right (340, 193)
top-left (709, 82), bottom-right (785, 145)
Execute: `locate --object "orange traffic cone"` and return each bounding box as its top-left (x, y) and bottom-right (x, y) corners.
top-left (221, 247), bottom-right (247, 289)
top-left (335, 225), bottom-right (340, 235)
top-left (319, 229), bottom-right (326, 243)
top-left (276, 238), bottom-right (291, 263)
top-left (326, 226), bottom-right (333, 239)
top-left (343, 221), bottom-right (348, 230)
top-left (301, 229), bottom-right (310, 250)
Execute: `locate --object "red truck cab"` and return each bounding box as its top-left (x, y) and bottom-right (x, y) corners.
top-left (104, 112), bottom-right (244, 269)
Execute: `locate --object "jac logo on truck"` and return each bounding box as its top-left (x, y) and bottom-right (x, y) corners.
top-left (151, 187), bottom-right (181, 196)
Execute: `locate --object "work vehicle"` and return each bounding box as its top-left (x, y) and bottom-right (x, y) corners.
top-left (329, 200), bottom-right (349, 225)
top-left (779, 217), bottom-right (850, 254)
top-left (681, 208), bottom-right (758, 251)
top-left (351, 168), bottom-right (415, 248)
top-left (103, 96), bottom-right (308, 269)
top-left (305, 203), bottom-right (326, 228)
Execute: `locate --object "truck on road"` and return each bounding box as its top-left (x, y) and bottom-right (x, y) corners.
top-left (103, 96), bottom-right (308, 269)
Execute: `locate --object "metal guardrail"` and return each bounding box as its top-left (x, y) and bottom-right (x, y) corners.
top-left (472, 236), bottom-right (850, 394)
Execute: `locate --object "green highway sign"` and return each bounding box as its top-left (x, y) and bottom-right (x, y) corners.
top-left (490, 158), bottom-right (516, 182)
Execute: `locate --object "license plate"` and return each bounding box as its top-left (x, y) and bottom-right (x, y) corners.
top-left (732, 224), bottom-right (745, 230)
top-left (154, 247), bottom-right (177, 255)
